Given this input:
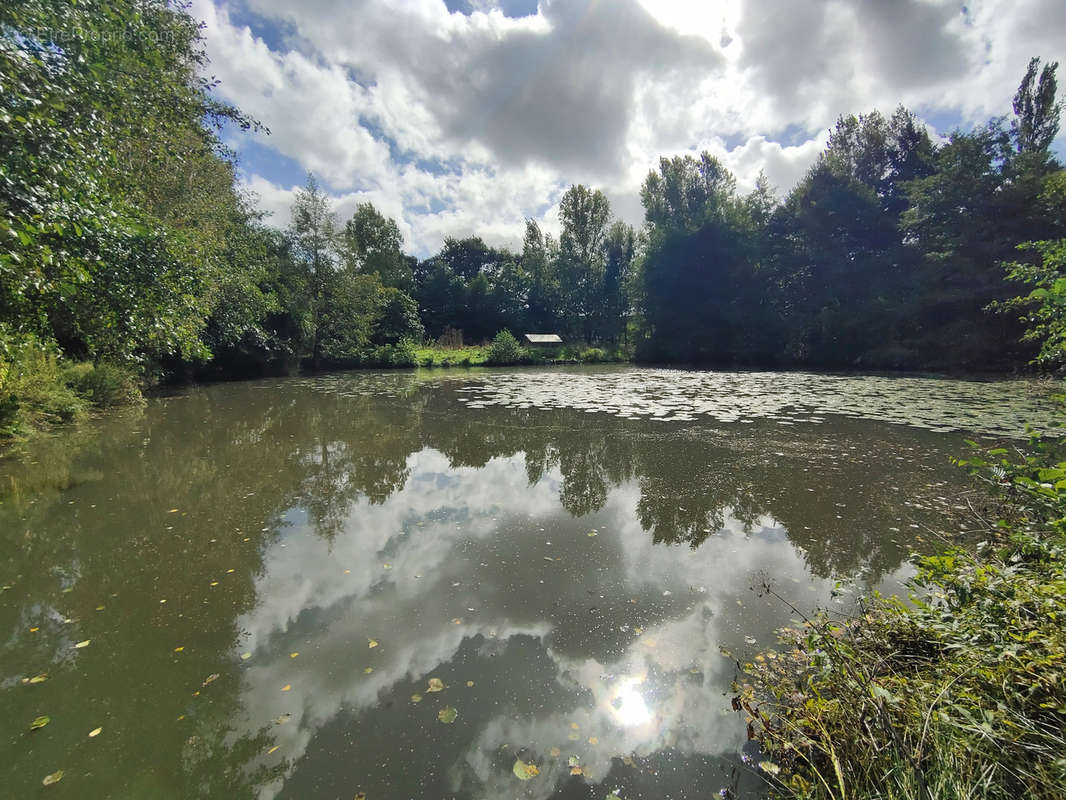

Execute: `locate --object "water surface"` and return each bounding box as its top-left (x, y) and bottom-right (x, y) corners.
top-left (0, 366), bottom-right (1052, 799)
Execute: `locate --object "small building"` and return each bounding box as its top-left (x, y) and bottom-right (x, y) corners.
top-left (523, 334), bottom-right (563, 348)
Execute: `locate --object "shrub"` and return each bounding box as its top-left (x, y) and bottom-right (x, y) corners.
top-left (62, 362), bottom-right (142, 407)
top-left (0, 331), bottom-right (87, 437)
top-left (736, 434), bottom-right (1066, 800)
top-left (486, 330), bottom-right (525, 365)
top-left (579, 347), bottom-right (607, 363)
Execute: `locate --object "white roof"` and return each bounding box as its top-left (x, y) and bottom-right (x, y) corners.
top-left (523, 334), bottom-right (562, 343)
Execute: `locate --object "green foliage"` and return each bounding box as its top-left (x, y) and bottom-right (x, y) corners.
top-left (486, 330), bottom-right (525, 365)
top-left (0, 327), bottom-right (140, 438)
top-left (579, 347), bottom-right (607, 363)
top-left (737, 434), bottom-right (1066, 800)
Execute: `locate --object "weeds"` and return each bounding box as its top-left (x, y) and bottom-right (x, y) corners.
top-left (736, 431), bottom-right (1066, 800)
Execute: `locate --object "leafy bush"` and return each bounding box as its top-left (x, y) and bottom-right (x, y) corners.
top-left (579, 347), bottom-right (607, 363)
top-left (62, 362), bottom-right (142, 407)
top-left (369, 339), bottom-right (418, 367)
top-left (486, 330), bottom-right (525, 365)
top-left (737, 433), bottom-right (1066, 800)
top-left (0, 331), bottom-right (87, 437)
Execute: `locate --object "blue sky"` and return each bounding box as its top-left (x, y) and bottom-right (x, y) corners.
top-left (192, 0), bottom-right (1066, 256)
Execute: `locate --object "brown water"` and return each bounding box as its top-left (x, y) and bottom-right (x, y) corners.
top-left (0, 366), bottom-right (1054, 799)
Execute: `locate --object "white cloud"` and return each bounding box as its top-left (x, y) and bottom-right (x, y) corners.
top-left (195, 0), bottom-right (1066, 256)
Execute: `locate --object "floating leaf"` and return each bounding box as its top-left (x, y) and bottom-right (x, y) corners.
top-left (202, 673), bottom-right (219, 687)
top-left (168, 508), bottom-right (179, 513)
top-left (74, 640), bottom-right (90, 649)
top-left (240, 652), bottom-right (251, 660)
top-left (88, 727), bottom-right (102, 738)
top-left (438, 706), bottom-right (458, 724)
top-left (174, 646), bottom-right (184, 653)
top-left (290, 652), bottom-right (299, 658)
top-left (267, 745), bottom-right (280, 754)
top-left (29, 627), bottom-right (39, 632)
top-left (758, 760), bottom-right (781, 776)
top-left (410, 694), bottom-right (423, 704)
top-left (355, 793), bottom-right (367, 800)
top-left (368, 640), bottom-right (378, 648)
top-left (42, 770), bottom-right (64, 786)
top-left (29, 674), bottom-right (48, 684)
top-left (605, 793), bottom-right (622, 800)
top-left (364, 667), bottom-right (373, 674)
top-left (549, 747), bottom-right (561, 757)
top-left (588, 736), bottom-right (598, 745)
top-left (570, 722), bottom-right (579, 729)
top-left (570, 766), bottom-right (584, 776)
top-left (466, 680), bottom-right (474, 687)
top-left (512, 758), bottom-right (540, 780)
top-left (426, 678), bottom-right (444, 693)
top-left (281, 684), bottom-right (291, 692)
top-left (30, 715), bottom-right (50, 730)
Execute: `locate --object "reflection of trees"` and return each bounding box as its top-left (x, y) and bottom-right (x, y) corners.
top-left (0, 373), bottom-right (960, 796)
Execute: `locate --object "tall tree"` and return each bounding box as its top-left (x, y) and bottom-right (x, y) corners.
top-left (1012, 57), bottom-right (1062, 155)
top-left (338, 203), bottom-right (412, 291)
top-left (288, 174), bottom-right (338, 369)
top-left (558, 185), bottom-right (611, 340)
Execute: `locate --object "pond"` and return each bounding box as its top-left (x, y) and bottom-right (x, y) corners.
top-left (0, 366), bottom-right (1056, 799)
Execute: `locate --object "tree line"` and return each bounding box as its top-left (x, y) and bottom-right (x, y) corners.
top-left (3, 0), bottom-right (1065, 414)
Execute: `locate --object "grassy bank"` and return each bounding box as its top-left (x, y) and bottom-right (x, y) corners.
top-left (736, 432), bottom-right (1066, 799)
top-left (414, 333), bottom-right (630, 367)
top-left (0, 330), bottom-right (142, 442)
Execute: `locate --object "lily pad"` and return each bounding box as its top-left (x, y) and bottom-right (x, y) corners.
top-left (42, 770), bottom-right (64, 786)
top-left (512, 758), bottom-right (540, 781)
top-left (30, 715), bottom-right (50, 730)
top-left (410, 694), bottom-right (423, 704)
top-left (437, 706), bottom-right (458, 724)
top-left (426, 677), bottom-right (444, 693)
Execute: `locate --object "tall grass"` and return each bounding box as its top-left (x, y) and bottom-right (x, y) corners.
top-left (737, 433), bottom-right (1066, 800)
top-left (0, 329), bottom-right (142, 440)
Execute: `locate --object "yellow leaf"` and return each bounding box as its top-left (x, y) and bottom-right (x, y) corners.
top-left (368, 640), bottom-right (378, 648)
top-left (364, 667), bottom-right (373, 674)
top-left (426, 677), bottom-right (444, 692)
top-left (570, 766), bottom-right (584, 776)
top-left (267, 745), bottom-right (280, 754)
top-left (466, 680), bottom-right (474, 687)
top-left (410, 694), bottom-right (423, 703)
top-left (588, 736), bottom-right (598, 745)
top-left (29, 674), bottom-right (47, 684)
top-left (290, 652), bottom-right (299, 658)
top-left (74, 640), bottom-right (90, 648)
top-left (88, 727), bottom-right (102, 738)
top-left (281, 684), bottom-right (291, 692)
top-left (240, 652), bottom-right (251, 660)
top-left (29, 627), bottom-right (39, 632)
top-left (42, 770), bottom-right (64, 786)
top-left (512, 758), bottom-right (540, 780)
top-left (168, 508), bottom-right (179, 513)
top-left (174, 646), bottom-right (184, 652)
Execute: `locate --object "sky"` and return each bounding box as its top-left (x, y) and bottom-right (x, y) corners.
top-left (190, 0), bottom-right (1066, 257)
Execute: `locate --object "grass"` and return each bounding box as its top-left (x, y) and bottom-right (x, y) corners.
top-left (736, 433), bottom-right (1066, 800)
top-left (0, 329), bottom-right (143, 442)
top-left (413, 344), bottom-right (490, 367)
